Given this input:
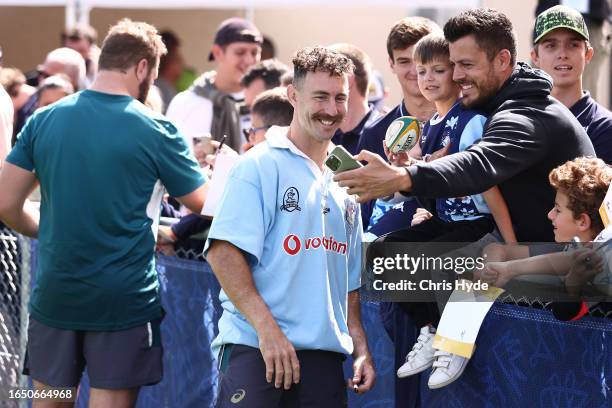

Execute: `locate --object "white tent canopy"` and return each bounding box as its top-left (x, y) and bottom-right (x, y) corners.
top-left (0, 0), bottom-right (64, 4)
top-left (81, 0), bottom-right (479, 8)
top-left (0, 0), bottom-right (479, 6)
top-left (0, 0), bottom-right (481, 26)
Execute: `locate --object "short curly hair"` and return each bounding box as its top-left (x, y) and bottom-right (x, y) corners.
top-left (549, 157), bottom-right (612, 233)
top-left (292, 46), bottom-right (354, 90)
top-left (98, 19), bottom-right (167, 73)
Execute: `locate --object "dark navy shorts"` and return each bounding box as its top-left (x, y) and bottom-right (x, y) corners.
top-left (215, 344), bottom-right (347, 408)
top-left (23, 315), bottom-right (163, 389)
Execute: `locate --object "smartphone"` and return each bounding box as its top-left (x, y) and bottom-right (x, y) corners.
top-left (325, 145), bottom-right (363, 173)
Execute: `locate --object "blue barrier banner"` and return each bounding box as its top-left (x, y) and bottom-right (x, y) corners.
top-left (420, 302), bottom-right (612, 408)
top-left (74, 255), bottom-right (396, 408)
top-left (25, 249), bottom-right (609, 407)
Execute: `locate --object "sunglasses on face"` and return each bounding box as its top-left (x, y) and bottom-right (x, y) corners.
top-left (243, 125), bottom-right (272, 141)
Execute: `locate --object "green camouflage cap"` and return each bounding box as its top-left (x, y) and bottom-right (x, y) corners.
top-left (534, 5), bottom-right (589, 44)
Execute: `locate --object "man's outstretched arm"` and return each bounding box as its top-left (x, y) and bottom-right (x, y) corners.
top-left (335, 112), bottom-right (552, 203)
top-left (207, 239), bottom-right (300, 390)
top-left (0, 162), bottom-right (39, 237)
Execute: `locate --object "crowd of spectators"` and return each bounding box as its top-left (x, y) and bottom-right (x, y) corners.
top-left (0, 2), bottom-right (611, 407)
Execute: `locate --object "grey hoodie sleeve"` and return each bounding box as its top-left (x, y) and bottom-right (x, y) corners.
top-left (407, 107), bottom-right (548, 198)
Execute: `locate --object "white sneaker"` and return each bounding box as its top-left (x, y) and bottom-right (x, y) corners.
top-left (397, 326), bottom-right (436, 378)
top-left (427, 350), bottom-right (469, 389)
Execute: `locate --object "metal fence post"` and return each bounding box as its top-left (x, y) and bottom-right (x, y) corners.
top-left (17, 235), bottom-right (31, 408)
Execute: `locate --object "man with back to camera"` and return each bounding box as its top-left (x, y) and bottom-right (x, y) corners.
top-left (205, 46), bottom-right (375, 408)
top-left (166, 17), bottom-right (262, 153)
top-left (531, 5), bottom-right (612, 164)
top-left (0, 19), bottom-right (207, 408)
top-left (336, 8), bottom-right (594, 244)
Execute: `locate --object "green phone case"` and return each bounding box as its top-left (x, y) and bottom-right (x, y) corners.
top-left (325, 145), bottom-right (363, 173)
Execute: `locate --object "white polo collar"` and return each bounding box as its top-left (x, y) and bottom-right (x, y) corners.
top-left (265, 126), bottom-right (334, 179)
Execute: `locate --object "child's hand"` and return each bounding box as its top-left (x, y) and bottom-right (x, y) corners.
top-left (427, 143), bottom-right (451, 162)
top-left (474, 261), bottom-right (514, 287)
top-left (411, 208), bottom-right (432, 226)
top-left (382, 141), bottom-right (418, 167)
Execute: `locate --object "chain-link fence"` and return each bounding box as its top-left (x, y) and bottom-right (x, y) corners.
top-left (0, 225), bottom-right (30, 408)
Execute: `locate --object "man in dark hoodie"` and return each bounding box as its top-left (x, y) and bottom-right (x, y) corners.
top-left (336, 8), bottom-right (595, 243)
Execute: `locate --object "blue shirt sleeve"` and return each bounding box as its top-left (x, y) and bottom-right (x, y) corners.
top-left (204, 159), bottom-right (266, 266)
top-left (6, 113), bottom-right (36, 171)
top-left (459, 114), bottom-right (490, 214)
top-left (458, 114), bottom-right (487, 152)
top-left (155, 119), bottom-right (206, 197)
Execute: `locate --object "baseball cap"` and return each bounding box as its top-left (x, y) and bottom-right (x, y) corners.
top-left (208, 18), bottom-right (263, 61)
top-left (534, 5), bottom-right (589, 44)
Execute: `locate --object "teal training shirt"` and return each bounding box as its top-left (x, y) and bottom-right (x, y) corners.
top-left (7, 90), bottom-right (205, 331)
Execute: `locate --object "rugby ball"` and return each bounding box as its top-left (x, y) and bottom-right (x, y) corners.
top-left (385, 116), bottom-right (421, 154)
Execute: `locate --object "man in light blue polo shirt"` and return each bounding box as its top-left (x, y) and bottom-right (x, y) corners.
top-left (206, 46), bottom-right (375, 408)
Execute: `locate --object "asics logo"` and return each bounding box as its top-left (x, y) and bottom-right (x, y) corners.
top-left (230, 389), bottom-right (246, 403)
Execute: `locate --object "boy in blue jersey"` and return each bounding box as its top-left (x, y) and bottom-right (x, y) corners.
top-left (409, 33), bottom-right (516, 242)
top-left (358, 17), bottom-right (439, 238)
top-left (381, 33), bottom-right (517, 389)
top-left (205, 46), bottom-right (375, 408)
top-left (356, 18), bottom-right (440, 408)
top-left (0, 20), bottom-right (207, 407)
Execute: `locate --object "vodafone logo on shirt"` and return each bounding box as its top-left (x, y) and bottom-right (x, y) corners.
top-left (282, 234), bottom-right (347, 256)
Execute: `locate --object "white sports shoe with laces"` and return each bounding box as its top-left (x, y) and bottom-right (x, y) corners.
top-left (427, 350), bottom-right (469, 389)
top-left (397, 326), bottom-right (436, 378)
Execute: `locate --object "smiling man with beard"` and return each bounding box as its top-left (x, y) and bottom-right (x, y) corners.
top-left (0, 19), bottom-right (208, 408)
top-left (206, 46), bottom-right (375, 408)
top-left (336, 8), bottom-right (595, 243)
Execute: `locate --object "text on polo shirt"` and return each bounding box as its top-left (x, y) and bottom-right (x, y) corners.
top-left (282, 234), bottom-right (347, 256)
